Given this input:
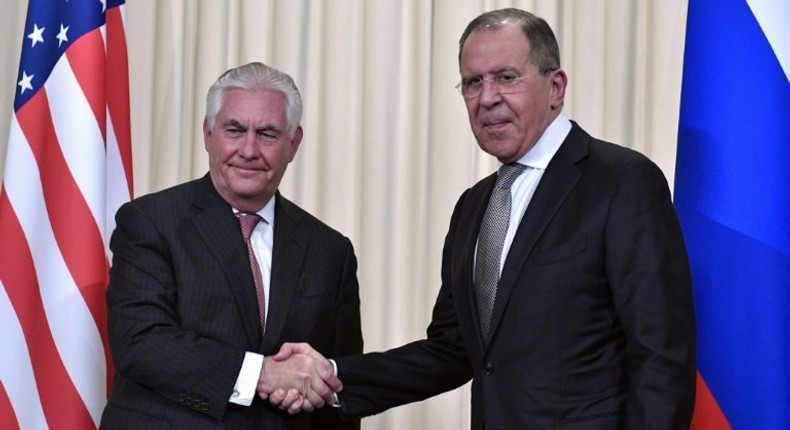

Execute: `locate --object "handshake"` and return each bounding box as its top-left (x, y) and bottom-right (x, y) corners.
top-left (256, 342), bottom-right (340, 414)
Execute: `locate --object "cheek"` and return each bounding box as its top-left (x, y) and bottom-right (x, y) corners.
top-left (464, 100), bottom-right (480, 120)
top-left (212, 142), bottom-right (238, 164)
top-left (260, 147), bottom-right (289, 169)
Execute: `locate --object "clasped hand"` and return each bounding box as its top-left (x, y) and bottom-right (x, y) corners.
top-left (257, 342), bottom-right (338, 414)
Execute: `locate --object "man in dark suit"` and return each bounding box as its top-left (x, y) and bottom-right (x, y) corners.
top-left (99, 62), bottom-right (363, 429)
top-left (271, 8), bottom-right (696, 429)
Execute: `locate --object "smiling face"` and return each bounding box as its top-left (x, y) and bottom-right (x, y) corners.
top-left (460, 23), bottom-right (566, 163)
top-left (204, 88), bottom-right (302, 212)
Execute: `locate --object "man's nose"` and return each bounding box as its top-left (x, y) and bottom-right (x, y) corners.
top-left (478, 80), bottom-right (502, 106)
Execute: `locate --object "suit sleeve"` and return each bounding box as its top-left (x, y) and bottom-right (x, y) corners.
top-left (312, 237), bottom-right (364, 429)
top-left (333, 195), bottom-right (474, 418)
top-left (605, 157), bottom-right (696, 428)
top-left (107, 201), bottom-right (244, 420)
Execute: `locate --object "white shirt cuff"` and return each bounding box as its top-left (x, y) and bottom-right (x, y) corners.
top-left (229, 352), bottom-right (263, 406)
top-left (328, 358), bottom-right (341, 407)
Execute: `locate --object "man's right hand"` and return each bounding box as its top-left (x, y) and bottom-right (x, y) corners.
top-left (257, 343), bottom-right (340, 414)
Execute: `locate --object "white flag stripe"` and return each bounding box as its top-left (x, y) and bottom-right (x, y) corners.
top-left (46, 57), bottom-right (107, 231)
top-left (747, 0), bottom-right (790, 82)
top-left (0, 281), bottom-right (49, 430)
top-left (105, 111), bottom-right (129, 254)
top-left (5, 117), bottom-right (106, 426)
top-left (120, 4), bottom-right (127, 27)
top-left (100, 23), bottom-right (107, 54)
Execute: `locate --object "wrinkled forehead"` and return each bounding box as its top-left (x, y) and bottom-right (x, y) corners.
top-left (460, 25), bottom-right (532, 74)
top-left (462, 22), bottom-right (528, 55)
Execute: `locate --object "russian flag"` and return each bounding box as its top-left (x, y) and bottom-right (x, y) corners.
top-left (675, 0), bottom-right (790, 429)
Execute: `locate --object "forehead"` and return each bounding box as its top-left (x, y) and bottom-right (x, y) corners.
top-left (460, 24), bottom-right (532, 75)
top-left (218, 88), bottom-right (286, 122)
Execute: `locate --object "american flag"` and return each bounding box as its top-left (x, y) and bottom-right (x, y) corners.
top-left (0, 0), bottom-right (131, 428)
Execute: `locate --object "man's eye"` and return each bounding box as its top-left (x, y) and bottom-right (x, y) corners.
top-left (463, 77), bottom-right (483, 88)
top-left (496, 73), bottom-right (518, 84)
top-left (258, 130), bottom-right (279, 140)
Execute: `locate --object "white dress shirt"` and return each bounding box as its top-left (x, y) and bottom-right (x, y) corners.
top-left (479, 110), bottom-right (572, 275)
top-left (229, 198), bottom-right (275, 406)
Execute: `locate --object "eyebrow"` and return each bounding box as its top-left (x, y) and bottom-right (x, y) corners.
top-left (221, 119), bottom-right (246, 129)
top-left (221, 120), bottom-right (282, 134)
top-left (464, 66), bottom-right (521, 78)
top-left (258, 124), bottom-right (280, 132)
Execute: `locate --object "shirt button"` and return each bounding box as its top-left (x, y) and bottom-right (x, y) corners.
top-left (231, 389), bottom-right (240, 398)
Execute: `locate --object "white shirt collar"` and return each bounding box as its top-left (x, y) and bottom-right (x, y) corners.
top-left (233, 196), bottom-right (276, 226)
top-left (515, 110), bottom-right (572, 170)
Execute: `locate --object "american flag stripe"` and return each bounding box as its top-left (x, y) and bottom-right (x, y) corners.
top-left (0, 376), bottom-right (21, 430)
top-left (3, 121), bottom-right (100, 429)
top-left (105, 6), bottom-right (132, 201)
top-left (66, 31), bottom-right (108, 139)
top-left (0, 194), bottom-right (94, 430)
top-left (0, 197), bottom-right (48, 430)
top-left (0, 0), bottom-right (131, 428)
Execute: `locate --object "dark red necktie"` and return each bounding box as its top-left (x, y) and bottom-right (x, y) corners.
top-left (237, 213), bottom-right (266, 330)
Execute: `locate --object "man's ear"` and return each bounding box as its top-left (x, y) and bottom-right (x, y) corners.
top-left (549, 69), bottom-right (568, 109)
top-left (288, 126), bottom-right (304, 162)
top-left (202, 117), bottom-right (211, 150)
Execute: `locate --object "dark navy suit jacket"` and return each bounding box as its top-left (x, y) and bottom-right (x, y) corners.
top-left (336, 123), bottom-right (695, 429)
top-left (100, 174), bottom-right (363, 429)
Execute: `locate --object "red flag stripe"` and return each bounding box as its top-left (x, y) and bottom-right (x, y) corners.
top-left (100, 5), bottom-right (133, 394)
top-left (0, 192), bottom-right (94, 429)
top-left (13, 85), bottom-right (109, 421)
top-left (0, 380), bottom-right (20, 430)
top-left (0, 280), bottom-right (47, 429)
top-left (16, 92), bottom-right (110, 327)
top-left (51, 26), bottom-right (118, 397)
top-left (690, 372), bottom-right (732, 430)
top-left (106, 6), bottom-right (133, 198)
top-left (66, 29), bottom-right (108, 142)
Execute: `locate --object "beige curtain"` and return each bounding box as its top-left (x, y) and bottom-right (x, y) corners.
top-left (0, 0), bottom-right (688, 428)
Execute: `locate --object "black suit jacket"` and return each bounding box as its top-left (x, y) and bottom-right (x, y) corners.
top-left (100, 174), bottom-right (363, 430)
top-left (335, 123), bottom-right (695, 429)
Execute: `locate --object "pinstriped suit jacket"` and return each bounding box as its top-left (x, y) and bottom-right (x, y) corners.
top-left (100, 174), bottom-right (362, 430)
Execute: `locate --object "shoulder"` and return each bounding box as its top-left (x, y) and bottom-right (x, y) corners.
top-left (276, 194), bottom-right (353, 245)
top-left (114, 176), bottom-right (210, 231)
top-left (562, 122), bottom-right (664, 181)
top-left (129, 177), bottom-right (204, 211)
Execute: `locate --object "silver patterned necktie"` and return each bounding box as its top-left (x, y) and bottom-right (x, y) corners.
top-left (475, 163), bottom-right (526, 340)
top-left (237, 213), bottom-right (266, 331)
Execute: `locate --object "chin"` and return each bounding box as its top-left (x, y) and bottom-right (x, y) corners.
top-left (479, 141), bottom-right (514, 159)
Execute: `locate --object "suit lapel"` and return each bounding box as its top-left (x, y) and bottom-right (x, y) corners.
top-left (486, 124), bottom-right (589, 346)
top-left (455, 175), bottom-right (498, 353)
top-left (190, 175), bottom-right (263, 347)
top-left (261, 194), bottom-right (307, 352)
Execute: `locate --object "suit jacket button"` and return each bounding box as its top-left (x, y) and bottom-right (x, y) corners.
top-left (484, 363), bottom-right (494, 375)
top-left (201, 402), bottom-right (209, 411)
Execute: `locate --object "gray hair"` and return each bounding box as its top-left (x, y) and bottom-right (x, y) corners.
top-left (458, 8), bottom-right (561, 75)
top-left (205, 62), bottom-right (303, 138)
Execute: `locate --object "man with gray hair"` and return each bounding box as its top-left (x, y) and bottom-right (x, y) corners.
top-left (99, 62), bottom-right (362, 429)
top-left (271, 8), bottom-right (696, 429)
